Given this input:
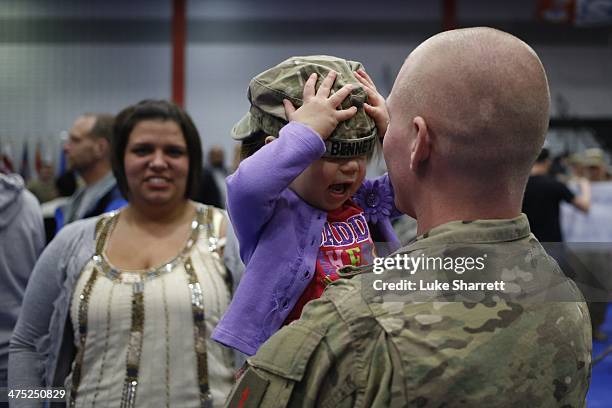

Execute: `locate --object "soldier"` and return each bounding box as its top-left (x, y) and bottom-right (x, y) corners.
top-left (226, 27), bottom-right (592, 407)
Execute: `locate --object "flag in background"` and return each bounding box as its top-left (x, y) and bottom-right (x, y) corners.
top-left (20, 140), bottom-right (30, 182)
top-left (1, 140), bottom-right (14, 173)
top-left (35, 140), bottom-right (43, 175)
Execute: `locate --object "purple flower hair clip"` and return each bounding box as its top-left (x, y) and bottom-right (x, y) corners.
top-left (354, 178), bottom-right (394, 224)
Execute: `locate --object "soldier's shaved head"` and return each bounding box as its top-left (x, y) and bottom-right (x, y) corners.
top-left (384, 27), bottom-right (550, 230)
top-left (398, 27), bottom-right (548, 179)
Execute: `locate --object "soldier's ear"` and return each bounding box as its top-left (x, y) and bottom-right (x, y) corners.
top-left (264, 136), bottom-right (277, 145)
top-left (410, 116), bottom-right (431, 172)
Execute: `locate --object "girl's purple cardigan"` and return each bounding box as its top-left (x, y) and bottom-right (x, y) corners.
top-left (212, 122), bottom-right (401, 355)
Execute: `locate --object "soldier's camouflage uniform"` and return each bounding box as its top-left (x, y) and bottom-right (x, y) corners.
top-left (226, 215), bottom-right (592, 408)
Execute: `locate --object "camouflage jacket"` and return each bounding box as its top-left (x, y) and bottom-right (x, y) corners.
top-left (226, 215), bottom-right (592, 407)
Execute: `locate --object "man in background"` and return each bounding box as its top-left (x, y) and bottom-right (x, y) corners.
top-left (523, 147), bottom-right (591, 242)
top-left (194, 145), bottom-right (229, 208)
top-left (561, 147), bottom-right (612, 342)
top-left (56, 113), bottom-right (126, 230)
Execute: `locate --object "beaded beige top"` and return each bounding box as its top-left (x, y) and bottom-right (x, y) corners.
top-left (67, 205), bottom-right (234, 408)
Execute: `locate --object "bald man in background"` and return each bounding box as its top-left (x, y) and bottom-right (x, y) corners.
top-left (226, 28), bottom-right (591, 407)
top-left (56, 113), bottom-right (126, 231)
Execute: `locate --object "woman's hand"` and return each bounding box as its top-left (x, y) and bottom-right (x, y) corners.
top-left (283, 71), bottom-right (357, 140)
top-left (355, 68), bottom-right (389, 139)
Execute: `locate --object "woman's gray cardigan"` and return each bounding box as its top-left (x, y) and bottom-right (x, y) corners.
top-left (8, 217), bottom-right (98, 405)
top-left (8, 213), bottom-right (245, 407)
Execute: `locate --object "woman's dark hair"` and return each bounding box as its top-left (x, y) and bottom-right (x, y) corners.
top-left (112, 99), bottom-right (203, 199)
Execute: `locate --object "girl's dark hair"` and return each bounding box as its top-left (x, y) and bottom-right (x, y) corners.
top-left (239, 131), bottom-right (268, 161)
top-left (112, 99), bottom-right (203, 199)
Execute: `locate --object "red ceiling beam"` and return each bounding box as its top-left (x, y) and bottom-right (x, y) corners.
top-left (442, 0), bottom-right (457, 31)
top-left (172, 0), bottom-right (186, 107)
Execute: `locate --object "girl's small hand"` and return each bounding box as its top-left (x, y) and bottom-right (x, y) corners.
top-left (283, 71), bottom-right (357, 140)
top-left (355, 68), bottom-right (389, 139)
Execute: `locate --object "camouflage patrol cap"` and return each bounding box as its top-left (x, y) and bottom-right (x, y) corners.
top-left (232, 55), bottom-right (378, 159)
top-left (582, 147), bottom-right (606, 167)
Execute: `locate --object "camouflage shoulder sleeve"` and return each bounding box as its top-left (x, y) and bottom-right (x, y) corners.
top-left (225, 279), bottom-right (394, 407)
top-left (224, 296), bottom-right (342, 408)
top-left (224, 324), bottom-right (327, 407)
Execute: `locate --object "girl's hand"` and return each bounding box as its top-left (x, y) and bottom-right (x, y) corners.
top-left (355, 68), bottom-right (389, 139)
top-left (283, 71), bottom-right (357, 140)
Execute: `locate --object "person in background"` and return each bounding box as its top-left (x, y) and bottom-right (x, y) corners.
top-left (561, 147), bottom-right (612, 343)
top-left (583, 148), bottom-right (608, 182)
top-left (194, 146), bottom-right (229, 209)
top-left (207, 146), bottom-right (229, 206)
top-left (568, 152), bottom-right (586, 180)
top-left (0, 173), bottom-right (44, 392)
top-left (522, 147), bottom-right (590, 242)
top-left (10, 100), bottom-right (236, 407)
top-left (39, 170), bottom-right (78, 243)
top-left (56, 113), bottom-right (126, 231)
top-left (26, 161), bottom-right (58, 204)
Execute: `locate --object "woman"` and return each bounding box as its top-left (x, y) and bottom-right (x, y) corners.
top-left (9, 100), bottom-right (235, 407)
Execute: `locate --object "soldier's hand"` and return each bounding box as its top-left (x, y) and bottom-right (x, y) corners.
top-left (355, 68), bottom-right (389, 139)
top-left (283, 71), bottom-right (357, 140)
